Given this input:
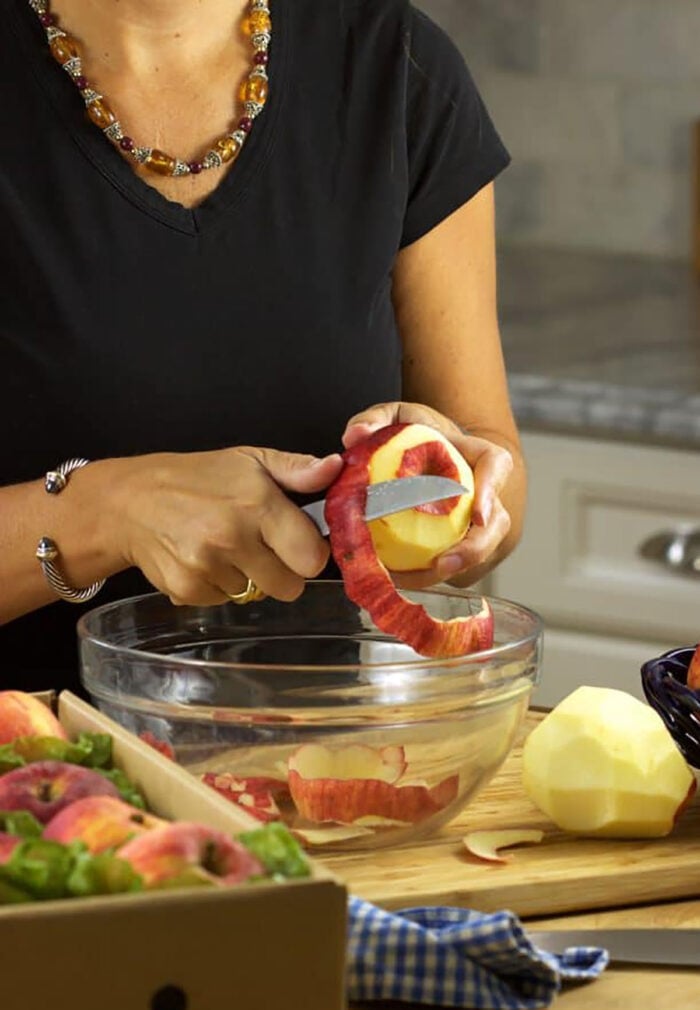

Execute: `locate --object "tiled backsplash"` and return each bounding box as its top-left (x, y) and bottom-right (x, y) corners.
top-left (418, 0), bottom-right (700, 259)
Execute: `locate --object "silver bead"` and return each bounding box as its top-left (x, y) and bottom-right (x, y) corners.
top-left (202, 150), bottom-right (223, 170)
top-left (44, 471), bottom-right (67, 494)
top-left (63, 57), bottom-right (82, 77)
top-left (173, 161), bottom-right (191, 176)
top-left (133, 147), bottom-right (151, 164)
top-left (36, 538), bottom-right (59, 562)
top-left (244, 101), bottom-right (263, 118)
top-left (103, 121), bottom-right (124, 141)
top-left (251, 32), bottom-right (271, 49)
top-left (81, 89), bottom-right (102, 106)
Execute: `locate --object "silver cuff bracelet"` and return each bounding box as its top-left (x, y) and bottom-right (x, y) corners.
top-left (36, 458), bottom-right (106, 604)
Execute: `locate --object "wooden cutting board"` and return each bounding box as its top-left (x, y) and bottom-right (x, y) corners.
top-left (323, 710), bottom-right (700, 919)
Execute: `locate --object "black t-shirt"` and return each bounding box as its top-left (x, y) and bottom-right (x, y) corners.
top-left (1, 0), bottom-right (509, 693)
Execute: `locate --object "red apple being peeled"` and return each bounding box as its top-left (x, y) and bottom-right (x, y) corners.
top-left (687, 643), bottom-right (700, 691)
top-left (44, 795), bottom-right (167, 854)
top-left (325, 422), bottom-right (494, 658)
top-left (0, 760), bottom-right (120, 824)
top-left (0, 691), bottom-right (68, 745)
top-left (117, 822), bottom-right (263, 888)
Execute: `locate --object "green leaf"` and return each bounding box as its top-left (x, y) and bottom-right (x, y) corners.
top-left (67, 849), bottom-right (144, 897)
top-left (237, 822), bottom-right (311, 880)
top-left (0, 810), bottom-right (43, 838)
top-left (0, 744), bottom-right (25, 775)
top-left (0, 838), bottom-right (76, 900)
top-left (0, 878), bottom-right (33, 904)
top-left (0, 733), bottom-right (113, 773)
top-left (98, 768), bottom-right (147, 809)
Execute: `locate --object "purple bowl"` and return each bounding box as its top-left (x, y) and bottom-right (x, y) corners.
top-left (641, 645), bottom-right (700, 769)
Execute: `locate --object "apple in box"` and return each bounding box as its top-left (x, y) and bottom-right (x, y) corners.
top-left (0, 761), bottom-right (121, 825)
top-left (325, 422), bottom-right (494, 658)
top-left (44, 795), bottom-right (167, 854)
top-left (0, 692), bottom-right (68, 745)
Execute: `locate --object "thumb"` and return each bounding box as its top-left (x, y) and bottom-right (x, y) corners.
top-left (249, 448), bottom-right (344, 494)
top-left (342, 403), bottom-right (398, 449)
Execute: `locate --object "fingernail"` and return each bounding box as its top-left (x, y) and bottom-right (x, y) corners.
top-left (438, 554), bottom-right (463, 576)
top-left (310, 453), bottom-right (341, 467)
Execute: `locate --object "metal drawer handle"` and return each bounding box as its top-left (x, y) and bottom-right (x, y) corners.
top-left (638, 529), bottom-right (700, 576)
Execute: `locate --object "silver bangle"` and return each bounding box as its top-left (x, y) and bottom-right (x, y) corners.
top-left (36, 458), bottom-right (106, 604)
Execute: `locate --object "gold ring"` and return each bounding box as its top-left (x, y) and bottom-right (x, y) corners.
top-left (226, 577), bottom-right (265, 605)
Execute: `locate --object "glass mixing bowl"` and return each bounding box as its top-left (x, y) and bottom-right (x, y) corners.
top-left (78, 581), bottom-right (542, 851)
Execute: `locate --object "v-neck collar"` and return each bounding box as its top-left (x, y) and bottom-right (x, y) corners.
top-left (10, 0), bottom-right (290, 236)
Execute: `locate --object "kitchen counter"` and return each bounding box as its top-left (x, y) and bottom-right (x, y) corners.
top-left (498, 247), bottom-right (700, 449)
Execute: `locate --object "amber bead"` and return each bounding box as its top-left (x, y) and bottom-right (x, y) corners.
top-left (146, 149), bottom-right (177, 176)
top-left (49, 34), bottom-right (80, 66)
top-left (244, 10), bottom-right (271, 34)
top-left (215, 136), bottom-right (242, 164)
top-left (86, 98), bottom-right (116, 130)
top-left (240, 75), bottom-right (268, 106)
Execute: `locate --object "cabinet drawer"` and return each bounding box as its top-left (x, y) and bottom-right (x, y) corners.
top-left (531, 625), bottom-right (676, 707)
top-left (492, 432), bottom-right (700, 643)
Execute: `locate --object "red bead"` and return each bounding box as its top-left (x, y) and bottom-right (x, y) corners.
top-left (119, 136), bottom-right (134, 151)
top-left (238, 117), bottom-right (253, 133)
top-left (188, 161), bottom-right (203, 175)
top-left (253, 51), bottom-right (268, 65)
top-left (40, 13), bottom-right (56, 26)
top-left (75, 75), bottom-right (89, 91)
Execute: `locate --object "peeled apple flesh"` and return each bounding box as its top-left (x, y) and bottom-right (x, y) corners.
top-left (522, 685), bottom-right (696, 838)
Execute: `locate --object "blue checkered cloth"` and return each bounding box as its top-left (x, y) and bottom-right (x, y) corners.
top-left (347, 898), bottom-right (609, 1009)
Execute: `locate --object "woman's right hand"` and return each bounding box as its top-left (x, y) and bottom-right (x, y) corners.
top-left (109, 446), bottom-right (343, 606)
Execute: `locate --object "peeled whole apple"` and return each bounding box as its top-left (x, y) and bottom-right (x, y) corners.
top-left (522, 685), bottom-right (696, 838)
top-left (325, 422), bottom-right (494, 659)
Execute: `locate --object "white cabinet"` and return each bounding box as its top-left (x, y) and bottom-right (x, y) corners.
top-left (487, 432), bottom-right (700, 707)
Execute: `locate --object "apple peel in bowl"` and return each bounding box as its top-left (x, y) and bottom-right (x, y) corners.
top-left (325, 422), bottom-right (494, 658)
top-left (287, 742), bottom-right (459, 825)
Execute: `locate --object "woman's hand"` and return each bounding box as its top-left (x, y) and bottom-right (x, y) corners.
top-left (110, 446), bottom-right (343, 605)
top-left (342, 402), bottom-right (514, 589)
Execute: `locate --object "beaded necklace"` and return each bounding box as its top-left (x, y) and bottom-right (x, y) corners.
top-left (28, 0), bottom-right (272, 177)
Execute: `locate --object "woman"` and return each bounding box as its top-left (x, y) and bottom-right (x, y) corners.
top-left (1, 0), bottom-right (525, 694)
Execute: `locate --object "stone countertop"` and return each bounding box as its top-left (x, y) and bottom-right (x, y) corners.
top-left (498, 246), bottom-right (700, 449)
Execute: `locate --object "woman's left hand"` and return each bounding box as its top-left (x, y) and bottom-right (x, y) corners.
top-left (342, 401), bottom-right (514, 589)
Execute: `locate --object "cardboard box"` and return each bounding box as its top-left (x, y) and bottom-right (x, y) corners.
top-left (0, 692), bottom-right (348, 1010)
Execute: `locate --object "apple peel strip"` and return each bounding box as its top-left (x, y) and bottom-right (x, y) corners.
top-left (463, 829), bottom-right (545, 863)
top-left (325, 424), bottom-right (494, 659)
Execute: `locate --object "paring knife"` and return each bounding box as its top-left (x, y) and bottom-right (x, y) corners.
top-left (302, 475), bottom-right (468, 538)
top-left (528, 928), bottom-right (700, 967)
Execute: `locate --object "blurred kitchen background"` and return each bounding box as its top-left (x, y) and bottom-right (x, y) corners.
top-left (418, 1), bottom-right (700, 706)
top-left (420, 0), bottom-right (699, 258)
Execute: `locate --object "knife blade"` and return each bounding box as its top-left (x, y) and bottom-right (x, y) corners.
top-left (302, 475), bottom-right (468, 538)
top-left (528, 928), bottom-right (700, 967)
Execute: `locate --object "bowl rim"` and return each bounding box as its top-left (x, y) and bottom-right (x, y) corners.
top-left (77, 581), bottom-right (544, 675)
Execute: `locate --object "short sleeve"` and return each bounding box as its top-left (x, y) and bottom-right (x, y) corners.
top-left (400, 7), bottom-right (511, 248)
